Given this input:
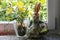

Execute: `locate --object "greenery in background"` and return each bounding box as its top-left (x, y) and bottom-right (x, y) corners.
top-left (0, 0), bottom-right (47, 22)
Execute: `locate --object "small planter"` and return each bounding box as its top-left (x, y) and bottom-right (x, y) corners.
top-left (15, 22), bottom-right (27, 37)
top-left (17, 24), bottom-right (26, 36)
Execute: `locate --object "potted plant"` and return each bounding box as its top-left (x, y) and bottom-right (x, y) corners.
top-left (0, 1), bottom-right (28, 36)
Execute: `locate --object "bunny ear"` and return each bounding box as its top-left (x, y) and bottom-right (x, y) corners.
top-left (34, 2), bottom-right (40, 13)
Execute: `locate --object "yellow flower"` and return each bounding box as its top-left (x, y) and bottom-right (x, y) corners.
top-left (27, 11), bottom-right (33, 20)
top-left (40, 0), bottom-right (46, 4)
top-left (28, 15), bottom-right (32, 20)
top-left (16, 1), bottom-right (24, 7)
top-left (5, 17), bottom-right (11, 21)
top-left (6, 8), bottom-right (12, 14)
top-left (27, 11), bottom-right (32, 16)
top-left (19, 7), bottom-right (25, 12)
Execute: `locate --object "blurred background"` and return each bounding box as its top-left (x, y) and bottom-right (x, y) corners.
top-left (0, 0), bottom-right (47, 22)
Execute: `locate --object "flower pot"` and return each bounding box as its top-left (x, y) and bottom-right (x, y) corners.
top-left (17, 22), bottom-right (26, 36)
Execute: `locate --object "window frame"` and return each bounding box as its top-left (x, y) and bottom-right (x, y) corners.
top-left (47, 0), bottom-right (56, 30)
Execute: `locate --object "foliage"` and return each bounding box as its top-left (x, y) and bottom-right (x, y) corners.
top-left (0, 0), bottom-right (47, 22)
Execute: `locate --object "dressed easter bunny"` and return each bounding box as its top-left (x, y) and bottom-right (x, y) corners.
top-left (27, 2), bottom-right (48, 38)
